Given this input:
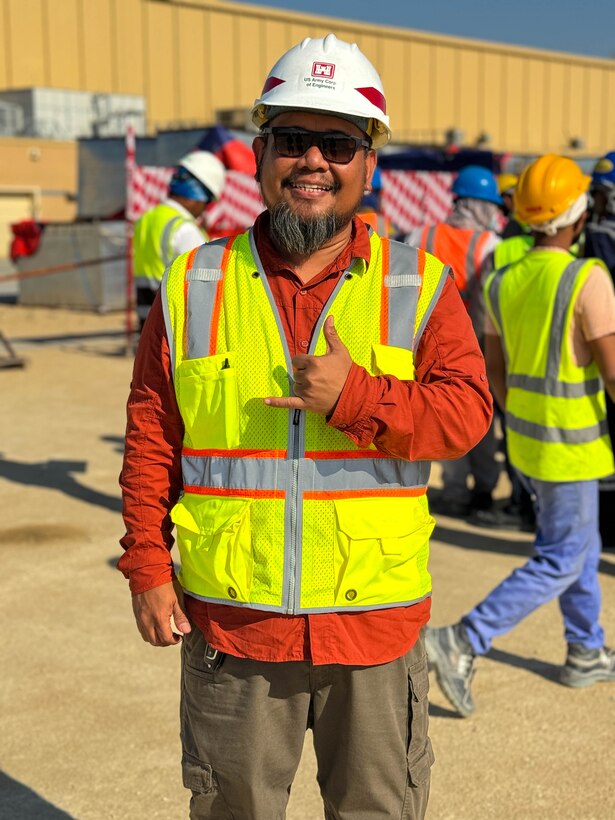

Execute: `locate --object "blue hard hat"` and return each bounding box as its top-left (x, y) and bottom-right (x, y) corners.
top-left (168, 167), bottom-right (213, 202)
top-left (592, 151), bottom-right (615, 187)
top-left (451, 165), bottom-right (503, 205)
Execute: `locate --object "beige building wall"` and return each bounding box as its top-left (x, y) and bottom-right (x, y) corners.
top-left (1, 0), bottom-right (614, 156)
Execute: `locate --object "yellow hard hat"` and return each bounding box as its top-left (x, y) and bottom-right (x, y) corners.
top-left (497, 173), bottom-right (518, 195)
top-left (514, 154), bottom-right (590, 224)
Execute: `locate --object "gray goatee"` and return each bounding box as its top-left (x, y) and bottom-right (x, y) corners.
top-left (269, 201), bottom-right (357, 256)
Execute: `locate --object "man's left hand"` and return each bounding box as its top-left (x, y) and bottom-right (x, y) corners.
top-left (265, 316), bottom-right (352, 416)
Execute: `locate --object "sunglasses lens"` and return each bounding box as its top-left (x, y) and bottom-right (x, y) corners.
top-left (270, 130), bottom-right (362, 164)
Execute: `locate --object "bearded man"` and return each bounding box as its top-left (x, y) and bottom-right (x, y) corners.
top-left (118, 33), bottom-right (492, 820)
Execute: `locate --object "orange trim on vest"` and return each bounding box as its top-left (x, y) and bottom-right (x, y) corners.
top-left (304, 488), bottom-right (427, 500)
top-left (184, 485), bottom-right (285, 499)
top-left (305, 449), bottom-right (394, 460)
top-left (209, 236), bottom-right (235, 356)
top-left (183, 448), bottom-right (288, 459)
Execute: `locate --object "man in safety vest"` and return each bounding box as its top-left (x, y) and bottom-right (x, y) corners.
top-left (402, 166), bottom-right (503, 522)
top-left (132, 151), bottom-right (225, 329)
top-left (119, 34), bottom-right (492, 817)
top-left (426, 154), bottom-right (615, 718)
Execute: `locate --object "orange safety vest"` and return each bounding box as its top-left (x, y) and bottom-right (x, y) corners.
top-left (419, 223), bottom-right (491, 309)
top-left (359, 210), bottom-right (394, 237)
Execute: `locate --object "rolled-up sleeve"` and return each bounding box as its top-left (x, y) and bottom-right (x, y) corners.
top-left (328, 275), bottom-right (493, 460)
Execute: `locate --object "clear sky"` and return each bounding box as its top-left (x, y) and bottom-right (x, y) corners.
top-left (233, 0), bottom-right (615, 59)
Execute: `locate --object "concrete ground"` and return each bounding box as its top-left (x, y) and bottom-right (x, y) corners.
top-left (1, 302), bottom-right (614, 819)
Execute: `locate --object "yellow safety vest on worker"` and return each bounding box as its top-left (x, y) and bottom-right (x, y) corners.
top-left (493, 234), bottom-right (534, 269)
top-left (485, 250), bottom-right (614, 482)
top-left (133, 202), bottom-right (203, 290)
top-left (161, 229), bottom-right (449, 614)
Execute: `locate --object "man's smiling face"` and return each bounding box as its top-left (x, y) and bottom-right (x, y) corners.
top-left (253, 110), bottom-right (376, 229)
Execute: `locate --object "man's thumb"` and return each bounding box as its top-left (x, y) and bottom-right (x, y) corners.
top-left (324, 315), bottom-right (343, 352)
top-left (172, 599), bottom-right (192, 634)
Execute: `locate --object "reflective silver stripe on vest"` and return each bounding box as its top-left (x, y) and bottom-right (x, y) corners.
top-left (425, 225), bottom-right (436, 254)
top-left (500, 259), bottom-right (597, 397)
top-left (507, 373), bottom-right (602, 398)
top-left (185, 239), bottom-right (229, 360)
top-left (506, 412), bottom-right (609, 444)
top-left (413, 264), bottom-right (452, 352)
top-left (181, 453), bottom-right (430, 493)
top-left (487, 266), bottom-right (509, 364)
top-left (160, 216), bottom-right (184, 267)
top-left (385, 242), bottom-right (421, 351)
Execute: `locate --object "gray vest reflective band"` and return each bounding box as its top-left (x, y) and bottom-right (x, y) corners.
top-left (490, 258), bottom-right (602, 402)
top-left (506, 413), bottom-right (609, 444)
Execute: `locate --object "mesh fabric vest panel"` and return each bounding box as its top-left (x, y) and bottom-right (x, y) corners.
top-left (485, 251), bottom-right (614, 481)
top-left (133, 203), bottom-right (189, 287)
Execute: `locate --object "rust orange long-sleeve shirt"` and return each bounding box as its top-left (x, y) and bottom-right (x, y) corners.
top-left (119, 215), bottom-right (493, 665)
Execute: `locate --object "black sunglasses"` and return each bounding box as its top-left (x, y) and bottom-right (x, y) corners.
top-left (261, 127), bottom-right (371, 165)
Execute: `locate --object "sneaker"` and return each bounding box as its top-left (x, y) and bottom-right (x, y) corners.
top-left (560, 644), bottom-right (615, 688)
top-left (425, 624), bottom-right (476, 717)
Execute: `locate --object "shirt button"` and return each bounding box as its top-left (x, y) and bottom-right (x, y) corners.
top-left (300, 340), bottom-right (308, 348)
top-left (300, 288), bottom-right (307, 295)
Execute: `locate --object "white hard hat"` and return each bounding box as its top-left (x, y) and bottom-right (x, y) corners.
top-left (178, 151), bottom-right (226, 200)
top-left (251, 33), bottom-right (391, 148)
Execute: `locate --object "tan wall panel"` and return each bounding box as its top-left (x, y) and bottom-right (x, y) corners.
top-left (0, 139), bottom-right (77, 189)
top-left (208, 11), bottom-right (238, 115)
top-left (501, 55), bottom-right (525, 152)
top-left (175, 6), bottom-right (208, 122)
top-left (480, 53), bottom-right (504, 150)
top-left (405, 41), bottom-right (433, 143)
top-left (80, 0), bottom-right (114, 91)
top-left (262, 18), bottom-right (292, 73)
top-left (584, 67), bottom-right (604, 153)
top-left (114, 0), bottom-right (145, 96)
top-left (457, 49), bottom-right (480, 144)
top-left (379, 38), bottom-right (405, 141)
top-left (45, 0), bottom-right (82, 88)
top-left (144, 1), bottom-right (178, 128)
top-left (542, 61), bottom-right (566, 154)
top-left (236, 15), bottom-right (264, 103)
top-left (431, 45), bottom-right (457, 138)
top-left (522, 58), bottom-right (546, 153)
top-left (0, 2), bottom-right (9, 87)
top-left (7, 0), bottom-right (47, 86)
top-left (563, 63), bottom-right (585, 152)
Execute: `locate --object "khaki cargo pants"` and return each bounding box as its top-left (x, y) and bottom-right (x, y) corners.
top-left (180, 628), bottom-right (434, 819)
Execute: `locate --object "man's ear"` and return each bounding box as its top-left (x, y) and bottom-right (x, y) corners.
top-left (364, 150), bottom-right (377, 190)
top-left (253, 136), bottom-right (265, 183)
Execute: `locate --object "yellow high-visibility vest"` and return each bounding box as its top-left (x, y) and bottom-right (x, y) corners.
top-left (133, 202), bottom-right (202, 290)
top-left (162, 228), bottom-right (450, 614)
top-left (485, 250), bottom-right (614, 481)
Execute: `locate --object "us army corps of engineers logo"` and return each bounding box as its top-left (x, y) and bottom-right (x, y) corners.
top-left (304, 62), bottom-right (336, 89)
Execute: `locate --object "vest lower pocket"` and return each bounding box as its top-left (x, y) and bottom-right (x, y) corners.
top-left (177, 353), bottom-right (240, 450)
top-left (371, 343), bottom-right (415, 380)
top-left (171, 494), bottom-right (253, 602)
top-left (333, 497), bottom-right (434, 607)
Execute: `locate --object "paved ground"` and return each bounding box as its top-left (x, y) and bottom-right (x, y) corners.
top-left (1, 302), bottom-right (614, 819)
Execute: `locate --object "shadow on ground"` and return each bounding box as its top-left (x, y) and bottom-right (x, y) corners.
top-left (0, 772), bottom-right (76, 819)
top-left (0, 455), bottom-right (121, 513)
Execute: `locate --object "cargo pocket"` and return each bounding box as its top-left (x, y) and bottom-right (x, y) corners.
top-left (182, 754), bottom-right (215, 795)
top-left (407, 657), bottom-right (434, 786)
top-left (372, 343), bottom-right (415, 380)
top-left (171, 495), bottom-right (254, 602)
top-left (333, 497), bottom-right (434, 607)
top-left (177, 352), bottom-right (240, 450)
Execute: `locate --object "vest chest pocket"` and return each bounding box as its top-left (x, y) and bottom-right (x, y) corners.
top-left (176, 353), bottom-right (240, 450)
top-left (171, 495), bottom-right (254, 602)
top-left (371, 343), bottom-right (415, 380)
top-left (333, 497), bottom-right (434, 607)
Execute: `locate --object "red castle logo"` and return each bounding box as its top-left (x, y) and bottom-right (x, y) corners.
top-left (311, 62), bottom-right (335, 79)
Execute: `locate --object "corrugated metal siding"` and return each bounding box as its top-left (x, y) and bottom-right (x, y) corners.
top-left (1, 0), bottom-right (614, 155)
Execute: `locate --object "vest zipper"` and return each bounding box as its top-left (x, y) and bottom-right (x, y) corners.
top-left (287, 408), bottom-right (302, 613)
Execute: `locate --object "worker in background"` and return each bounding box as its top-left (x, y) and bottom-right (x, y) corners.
top-left (584, 150), bottom-right (615, 548)
top-left (118, 33), bottom-right (493, 819)
top-left (132, 151), bottom-right (226, 329)
top-left (358, 165), bottom-right (397, 235)
top-left (401, 166), bottom-right (503, 523)
top-left (426, 154), bottom-right (615, 718)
